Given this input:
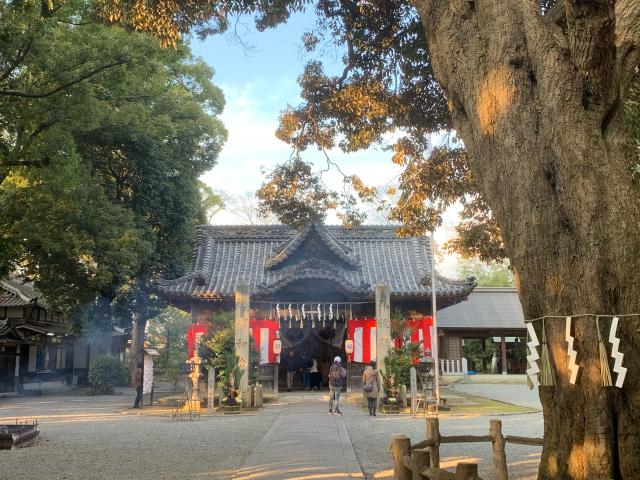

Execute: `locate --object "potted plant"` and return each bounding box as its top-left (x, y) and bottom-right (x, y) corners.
top-left (222, 354), bottom-right (244, 414)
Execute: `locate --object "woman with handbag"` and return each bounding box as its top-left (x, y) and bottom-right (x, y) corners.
top-left (362, 360), bottom-right (380, 416)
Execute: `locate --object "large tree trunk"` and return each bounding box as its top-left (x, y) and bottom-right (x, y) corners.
top-left (129, 311), bottom-right (147, 387)
top-left (412, 1), bottom-right (640, 478)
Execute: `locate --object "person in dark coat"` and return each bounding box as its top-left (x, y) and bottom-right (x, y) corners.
top-left (133, 363), bottom-right (143, 408)
top-left (362, 360), bottom-right (381, 416)
top-left (285, 350), bottom-right (299, 391)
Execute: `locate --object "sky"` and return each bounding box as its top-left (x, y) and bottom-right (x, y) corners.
top-left (189, 13), bottom-right (463, 276)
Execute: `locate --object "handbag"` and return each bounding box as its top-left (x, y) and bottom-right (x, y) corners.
top-left (363, 383), bottom-right (374, 393)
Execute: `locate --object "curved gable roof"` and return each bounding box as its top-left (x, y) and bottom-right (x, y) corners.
top-left (157, 224), bottom-right (474, 301)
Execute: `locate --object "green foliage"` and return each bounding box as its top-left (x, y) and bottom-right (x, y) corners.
top-left (381, 346), bottom-right (418, 402)
top-left (88, 354), bottom-right (129, 394)
top-left (198, 181), bottom-right (225, 224)
top-left (456, 258), bottom-right (515, 287)
top-left (200, 311), bottom-right (260, 387)
top-left (146, 307), bottom-right (191, 381)
top-left (257, 158), bottom-right (338, 228)
top-left (462, 339), bottom-right (494, 373)
top-left (0, 0), bottom-right (226, 334)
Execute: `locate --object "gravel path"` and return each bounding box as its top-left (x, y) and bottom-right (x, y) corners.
top-left (452, 384), bottom-right (542, 410)
top-left (342, 405), bottom-right (543, 480)
top-left (1, 392), bottom-right (543, 480)
top-left (0, 394), bottom-right (279, 480)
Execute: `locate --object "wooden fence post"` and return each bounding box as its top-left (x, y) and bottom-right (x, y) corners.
top-left (411, 448), bottom-right (430, 480)
top-left (490, 419), bottom-right (508, 480)
top-left (425, 417), bottom-right (440, 468)
top-left (389, 434), bottom-right (412, 480)
top-left (455, 462), bottom-right (479, 480)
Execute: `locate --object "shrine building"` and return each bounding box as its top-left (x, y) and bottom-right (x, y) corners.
top-left (157, 222), bottom-right (476, 393)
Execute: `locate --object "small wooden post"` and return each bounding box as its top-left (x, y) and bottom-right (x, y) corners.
top-left (425, 417), bottom-right (440, 468)
top-left (455, 462), bottom-right (479, 480)
top-left (490, 419), bottom-right (508, 480)
top-left (389, 434), bottom-right (412, 480)
top-left (411, 448), bottom-right (430, 480)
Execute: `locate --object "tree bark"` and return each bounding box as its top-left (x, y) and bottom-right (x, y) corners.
top-left (412, 0), bottom-right (640, 478)
top-left (129, 312), bottom-right (147, 387)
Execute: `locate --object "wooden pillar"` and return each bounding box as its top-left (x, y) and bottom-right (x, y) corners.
top-left (501, 335), bottom-right (507, 375)
top-left (375, 284), bottom-right (391, 375)
top-left (235, 285), bottom-right (250, 402)
top-left (425, 417), bottom-right (440, 468)
top-left (411, 448), bottom-right (430, 480)
top-left (389, 434), bottom-right (412, 480)
top-left (456, 463), bottom-right (479, 480)
top-left (481, 337), bottom-right (487, 372)
top-left (490, 419), bottom-right (509, 480)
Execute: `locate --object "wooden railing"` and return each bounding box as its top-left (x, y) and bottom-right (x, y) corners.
top-left (389, 417), bottom-right (543, 480)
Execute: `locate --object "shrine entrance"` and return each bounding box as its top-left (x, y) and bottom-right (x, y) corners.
top-left (251, 299), bottom-right (374, 393)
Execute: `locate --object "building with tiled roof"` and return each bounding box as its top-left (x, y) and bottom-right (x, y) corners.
top-left (0, 275), bottom-right (72, 393)
top-left (157, 222), bottom-right (475, 306)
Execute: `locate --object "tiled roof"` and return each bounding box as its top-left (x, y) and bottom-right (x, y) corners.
top-left (0, 274), bottom-right (46, 308)
top-left (0, 319), bottom-right (25, 343)
top-left (437, 287), bottom-right (526, 330)
top-left (157, 223), bottom-right (474, 300)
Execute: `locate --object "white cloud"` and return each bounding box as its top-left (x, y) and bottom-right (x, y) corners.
top-left (201, 79), bottom-right (464, 275)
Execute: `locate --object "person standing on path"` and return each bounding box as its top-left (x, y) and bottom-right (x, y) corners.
top-left (133, 362), bottom-right (143, 409)
top-left (301, 351), bottom-right (312, 391)
top-left (285, 350), bottom-right (299, 391)
top-left (362, 360), bottom-right (380, 416)
top-left (328, 356), bottom-right (346, 414)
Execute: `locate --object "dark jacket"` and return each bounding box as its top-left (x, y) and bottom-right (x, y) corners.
top-left (134, 368), bottom-right (143, 389)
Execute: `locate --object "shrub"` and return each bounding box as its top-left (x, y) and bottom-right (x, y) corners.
top-left (88, 355), bottom-right (128, 394)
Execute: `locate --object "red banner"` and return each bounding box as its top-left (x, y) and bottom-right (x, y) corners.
top-left (249, 319), bottom-right (280, 365)
top-left (347, 318), bottom-right (377, 363)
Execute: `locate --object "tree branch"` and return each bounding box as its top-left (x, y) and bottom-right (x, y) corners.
top-left (0, 59), bottom-right (127, 99)
top-left (564, 0), bottom-right (617, 110)
top-left (0, 38), bottom-right (34, 84)
top-left (616, 0), bottom-right (640, 97)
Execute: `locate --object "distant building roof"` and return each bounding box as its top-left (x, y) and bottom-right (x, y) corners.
top-left (157, 223), bottom-right (474, 302)
top-left (437, 287), bottom-right (525, 331)
top-left (0, 274), bottom-right (47, 308)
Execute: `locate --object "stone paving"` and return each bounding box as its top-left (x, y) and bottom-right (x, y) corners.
top-left (234, 398), bottom-right (363, 479)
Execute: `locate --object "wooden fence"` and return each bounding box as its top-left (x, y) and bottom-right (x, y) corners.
top-left (389, 417), bottom-right (543, 480)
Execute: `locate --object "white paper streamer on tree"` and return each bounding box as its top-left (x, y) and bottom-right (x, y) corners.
top-left (609, 316), bottom-right (627, 388)
top-left (526, 322), bottom-right (541, 387)
top-left (565, 316), bottom-right (580, 384)
top-left (288, 304), bottom-right (292, 328)
top-left (329, 304), bottom-right (333, 321)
